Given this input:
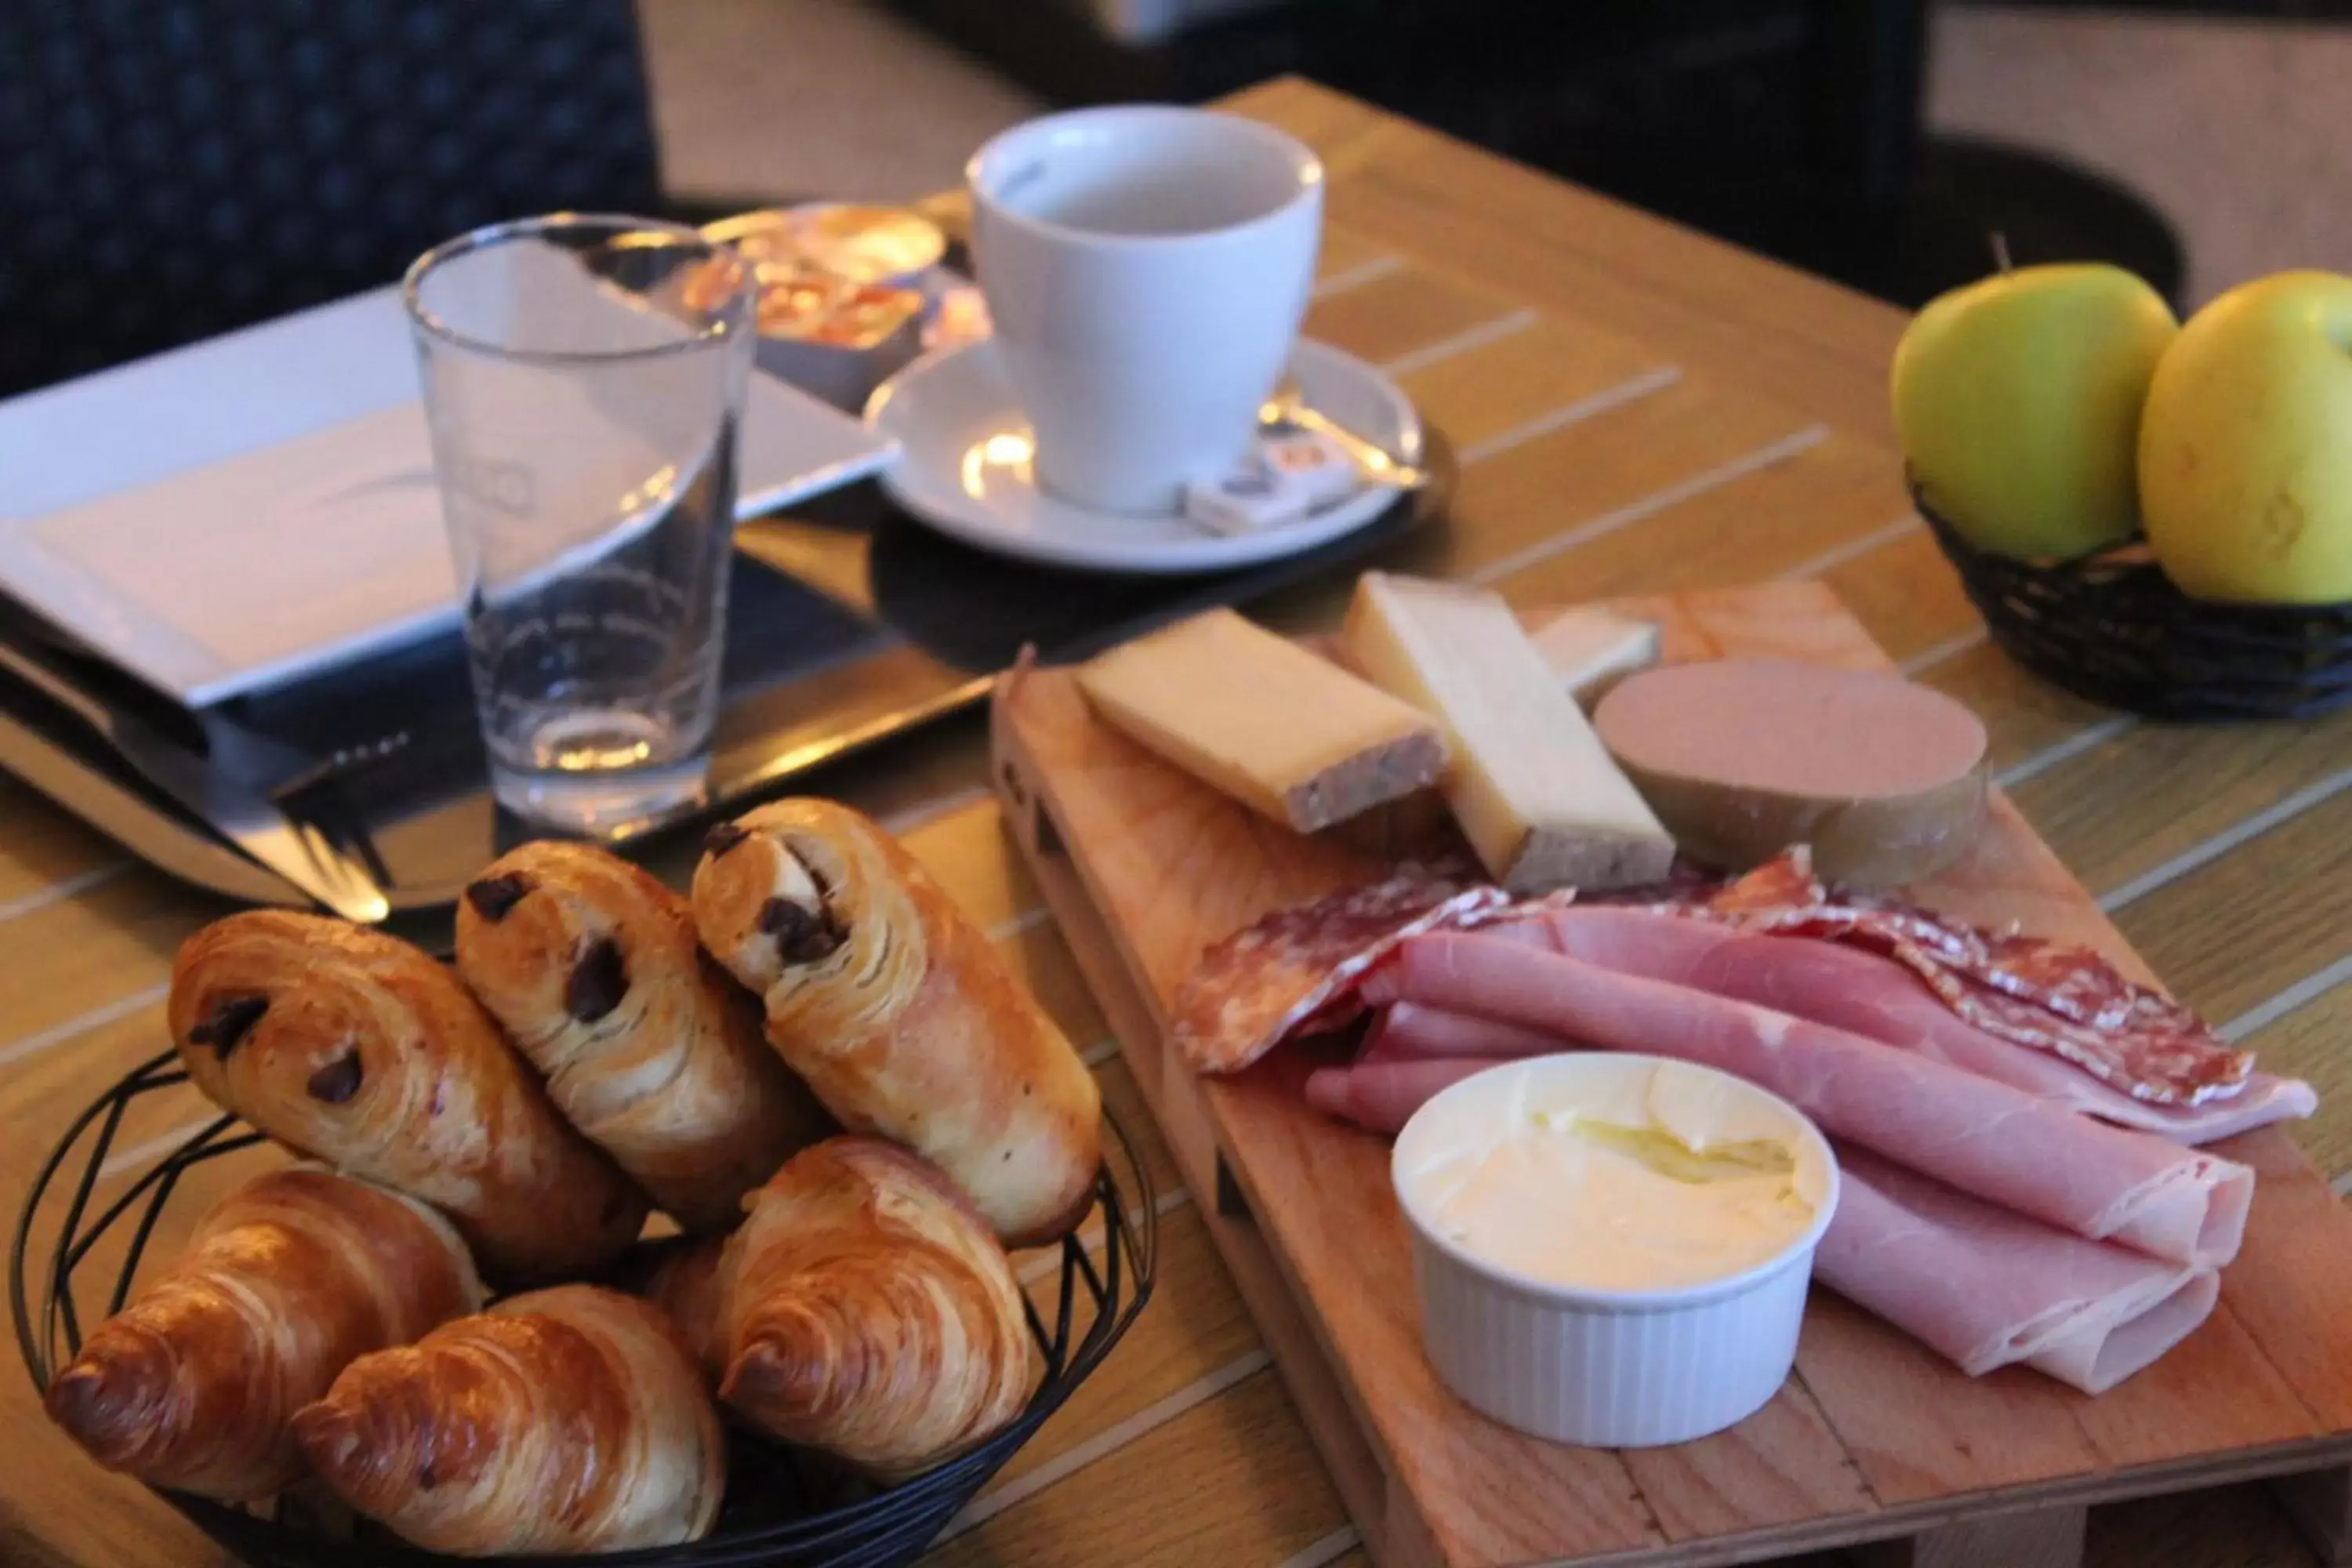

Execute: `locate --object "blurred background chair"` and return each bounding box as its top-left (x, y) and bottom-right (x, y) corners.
top-left (882, 0), bottom-right (2186, 311)
top-left (0, 0), bottom-right (760, 398)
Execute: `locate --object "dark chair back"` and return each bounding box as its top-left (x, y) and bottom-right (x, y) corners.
top-left (0, 0), bottom-right (664, 397)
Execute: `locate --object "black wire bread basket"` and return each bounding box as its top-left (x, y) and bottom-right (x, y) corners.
top-left (11, 1048), bottom-right (1158, 1568)
top-left (1916, 483), bottom-right (2352, 721)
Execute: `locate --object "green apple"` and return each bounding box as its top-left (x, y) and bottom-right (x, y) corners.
top-left (2138, 270), bottom-right (2352, 604)
top-left (1893, 263), bottom-right (2177, 561)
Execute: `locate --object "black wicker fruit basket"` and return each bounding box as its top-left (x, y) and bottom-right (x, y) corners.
top-left (1916, 485), bottom-right (2352, 722)
top-left (11, 1049), bottom-right (1157, 1568)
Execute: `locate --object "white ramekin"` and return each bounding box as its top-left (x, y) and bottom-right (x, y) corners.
top-left (1392, 1053), bottom-right (1839, 1449)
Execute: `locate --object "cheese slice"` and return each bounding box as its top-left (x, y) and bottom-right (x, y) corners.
top-left (1527, 608), bottom-right (1662, 708)
top-left (1344, 573), bottom-right (1675, 892)
top-left (1076, 608), bottom-right (1447, 833)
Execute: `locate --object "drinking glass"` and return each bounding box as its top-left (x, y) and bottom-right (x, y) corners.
top-left (405, 213), bottom-right (756, 834)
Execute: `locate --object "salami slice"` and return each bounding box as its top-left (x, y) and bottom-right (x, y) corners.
top-left (1172, 863), bottom-right (1569, 1074)
top-left (1664, 853), bottom-right (2252, 1105)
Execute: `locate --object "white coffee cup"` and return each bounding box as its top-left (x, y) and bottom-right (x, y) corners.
top-left (968, 106), bottom-right (1323, 516)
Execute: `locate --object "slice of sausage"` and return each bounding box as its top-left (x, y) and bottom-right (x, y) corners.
top-left (1592, 658), bottom-right (1989, 887)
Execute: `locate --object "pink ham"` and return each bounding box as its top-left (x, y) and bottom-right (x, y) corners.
top-left (1361, 933), bottom-right (2253, 1269)
top-left (1823, 1146), bottom-right (2220, 1394)
top-left (1490, 908), bottom-right (2314, 1145)
top-left (1301, 1057), bottom-right (1512, 1133)
top-left (1648, 851), bottom-right (2251, 1105)
top-left (1360, 1002), bottom-right (1563, 1062)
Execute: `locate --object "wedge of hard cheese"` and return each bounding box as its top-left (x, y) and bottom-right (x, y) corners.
top-left (1528, 608), bottom-right (1662, 708)
top-left (1344, 574), bottom-right (1675, 893)
top-left (1076, 608), bottom-right (1448, 833)
top-left (1331, 603), bottom-right (1663, 858)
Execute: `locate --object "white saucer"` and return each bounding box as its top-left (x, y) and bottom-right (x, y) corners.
top-left (863, 337), bottom-right (1418, 575)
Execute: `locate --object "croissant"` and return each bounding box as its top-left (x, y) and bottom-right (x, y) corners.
top-left (641, 1233), bottom-right (730, 1380)
top-left (715, 1137), bottom-right (1036, 1475)
top-left (169, 911), bottom-right (650, 1283)
top-left (692, 799), bottom-right (1101, 1245)
top-left (294, 1285), bottom-right (724, 1555)
top-left (42, 1167), bottom-right (482, 1501)
top-left (455, 840), bottom-right (828, 1232)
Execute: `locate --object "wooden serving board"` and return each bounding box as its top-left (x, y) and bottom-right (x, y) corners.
top-left (989, 581), bottom-right (2352, 1568)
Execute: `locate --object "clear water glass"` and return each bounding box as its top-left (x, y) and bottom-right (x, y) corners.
top-left (405, 213), bottom-right (756, 834)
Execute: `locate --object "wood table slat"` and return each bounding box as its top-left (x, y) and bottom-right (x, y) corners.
top-left (894, 792), bottom-right (1050, 935)
top-left (2008, 710), bottom-right (2352, 909)
top-left (1919, 641), bottom-right (2119, 776)
top-left (921, 1368), bottom-right (1346, 1568)
top-left (0, 877), bottom-right (223, 1059)
top-left (1388, 315), bottom-right (1679, 455)
top-left (1314, 225), bottom-right (1401, 288)
top-left (1301, 264), bottom-right (1526, 370)
top-left (1428, 376), bottom-right (1824, 582)
top-left (2112, 786), bottom-right (2352, 1024)
top-left (0, 781), bottom-right (126, 912)
top-left (1482, 434), bottom-right (1907, 618)
top-left (2238, 982), bottom-right (2352, 1181)
top-left (1817, 527), bottom-right (1985, 666)
top-left (985, 1205), bottom-right (1263, 1497)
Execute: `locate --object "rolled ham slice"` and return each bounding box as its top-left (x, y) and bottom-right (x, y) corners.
top-left (1497, 908), bottom-right (2314, 1145)
top-left (1822, 1146), bottom-right (2220, 1394)
top-left (1301, 1057), bottom-right (1512, 1134)
top-left (1363, 934), bottom-right (2252, 1268)
top-left (1359, 1002), bottom-right (1562, 1063)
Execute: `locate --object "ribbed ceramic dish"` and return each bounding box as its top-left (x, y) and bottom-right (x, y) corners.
top-left (1392, 1054), bottom-right (1838, 1448)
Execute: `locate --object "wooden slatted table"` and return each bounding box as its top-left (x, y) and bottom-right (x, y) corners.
top-left (2, 78), bottom-right (2346, 1568)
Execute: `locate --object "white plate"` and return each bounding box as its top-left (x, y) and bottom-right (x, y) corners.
top-left (0, 285), bottom-right (897, 707)
top-left (863, 337), bottom-right (1417, 575)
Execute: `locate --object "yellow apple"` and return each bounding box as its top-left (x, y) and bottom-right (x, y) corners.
top-left (2138, 270), bottom-right (2352, 604)
top-left (1893, 263), bottom-right (2177, 560)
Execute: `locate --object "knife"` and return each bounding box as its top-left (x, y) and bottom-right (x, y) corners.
top-left (0, 637), bottom-right (392, 923)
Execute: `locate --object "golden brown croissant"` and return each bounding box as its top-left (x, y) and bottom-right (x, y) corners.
top-left (169, 911), bottom-right (650, 1283)
top-left (455, 840), bottom-right (828, 1232)
top-left (640, 1234), bottom-right (730, 1380)
top-left (43, 1167), bottom-right (482, 1501)
top-left (691, 799), bottom-right (1101, 1245)
top-left (714, 1137), bottom-right (1036, 1475)
top-left (294, 1284), bottom-right (724, 1555)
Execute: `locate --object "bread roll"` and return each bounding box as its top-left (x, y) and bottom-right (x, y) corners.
top-left (691, 799), bottom-right (1099, 1246)
top-left (169, 911), bottom-right (649, 1283)
top-left (640, 1234), bottom-right (729, 1379)
top-left (715, 1138), bottom-right (1036, 1475)
top-left (294, 1285), bottom-right (724, 1555)
top-left (456, 840), bottom-right (828, 1232)
top-left (43, 1167), bottom-right (481, 1501)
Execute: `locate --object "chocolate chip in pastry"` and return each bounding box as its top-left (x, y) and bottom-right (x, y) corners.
top-left (691, 798), bottom-right (1100, 1247)
top-left (456, 840), bottom-right (828, 1234)
top-left (169, 911), bottom-right (650, 1284)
